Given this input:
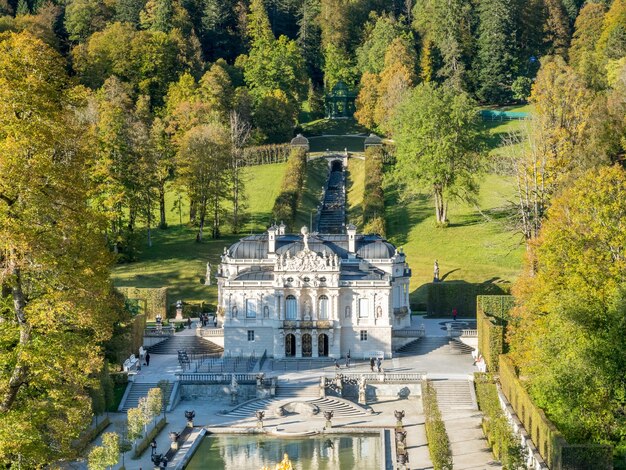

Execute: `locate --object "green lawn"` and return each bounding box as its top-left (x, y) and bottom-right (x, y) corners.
top-left (385, 173), bottom-right (524, 305)
top-left (112, 107), bottom-right (529, 306)
top-left (346, 157), bottom-right (365, 228)
top-left (301, 118), bottom-right (370, 136)
top-left (241, 162), bottom-right (287, 232)
top-left (294, 158), bottom-right (329, 230)
top-left (111, 163), bottom-right (288, 303)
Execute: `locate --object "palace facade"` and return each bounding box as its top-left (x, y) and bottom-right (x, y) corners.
top-left (216, 224), bottom-right (411, 359)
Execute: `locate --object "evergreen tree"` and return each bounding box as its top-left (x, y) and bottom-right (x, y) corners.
top-left (15, 0), bottom-right (29, 15)
top-left (140, 0), bottom-right (174, 32)
top-left (355, 14), bottom-right (403, 75)
top-left (115, 0), bottom-right (146, 25)
top-left (569, 2), bottom-right (606, 90)
top-left (475, 0), bottom-right (519, 103)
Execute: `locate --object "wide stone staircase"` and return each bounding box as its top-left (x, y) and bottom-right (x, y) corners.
top-left (317, 168), bottom-right (345, 233)
top-left (119, 381), bottom-right (173, 412)
top-left (270, 358), bottom-right (336, 371)
top-left (223, 395), bottom-right (370, 420)
top-left (397, 337), bottom-right (474, 356)
top-left (431, 380), bottom-right (476, 411)
top-left (275, 380), bottom-right (320, 398)
top-left (147, 334), bottom-right (223, 355)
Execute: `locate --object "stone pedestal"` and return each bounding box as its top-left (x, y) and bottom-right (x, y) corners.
top-left (176, 307), bottom-right (183, 320)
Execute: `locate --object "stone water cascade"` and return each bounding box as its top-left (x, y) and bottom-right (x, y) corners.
top-left (316, 160), bottom-right (346, 233)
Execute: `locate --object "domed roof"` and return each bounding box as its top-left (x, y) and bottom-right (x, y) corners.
top-left (228, 235), bottom-right (268, 259)
top-left (356, 236), bottom-right (396, 259)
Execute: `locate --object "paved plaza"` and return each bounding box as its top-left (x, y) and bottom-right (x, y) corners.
top-left (82, 317), bottom-right (499, 470)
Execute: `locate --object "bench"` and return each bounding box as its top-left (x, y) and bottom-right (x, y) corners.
top-left (123, 354), bottom-right (140, 372)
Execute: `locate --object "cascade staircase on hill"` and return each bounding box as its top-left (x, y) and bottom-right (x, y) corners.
top-left (317, 166), bottom-right (346, 234)
top-left (397, 337), bottom-right (474, 356)
top-left (147, 334), bottom-right (223, 355)
top-left (119, 381), bottom-right (173, 412)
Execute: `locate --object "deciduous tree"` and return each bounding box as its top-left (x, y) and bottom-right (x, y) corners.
top-left (0, 31), bottom-right (122, 467)
top-left (392, 83), bottom-right (485, 224)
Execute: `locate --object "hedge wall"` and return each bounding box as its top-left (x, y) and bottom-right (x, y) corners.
top-left (477, 307), bottom-right (505, 372)
top-left (116, 287), bottom-right (168, 320)
top-left (363, 146), bottom-right (385, 236)
top-left (477, 295), bottom-right (514, 321)
top-left (474, 373), bottom-right (523, 468)
top-left (498, 355), bottom-right (613, 470)
top-left (422, 381), bottom-right (453, 470)
top-left (427, 282), bottom-right (509, 317)
top-left (476, 295), bottom-right (513, 372)
top-left (271, 147), bottom-right (307, 230)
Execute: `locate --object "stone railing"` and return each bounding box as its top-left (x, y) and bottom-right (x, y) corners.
top-left (461, 329), bottom-right (478, 337)
top-left (392, 328), bottom-right (426, 338)
top-left (176, 373), bottom-right (259, 384)
top-left (144, 326), bottom-right (174, 337)
top-left (196, 327), bottom-right (224, 337)
top-left (393, 307), bottom-right (409, 317)
top-left (330, 372), bottom-right (426, 383)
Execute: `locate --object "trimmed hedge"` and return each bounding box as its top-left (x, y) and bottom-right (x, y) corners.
top-left (498, 355), bottom-right (613, 470)
top-left (363, 146), bottom-right (385, 235)
top-left (272, 147), bottom-right (307, 230)
top-left (427, 281), bottom-right (509, 317)
top-left (476, 295), bottom-right (513, 372)
top-left (474, 373), bottom-right (523, 468)
top-left (116, 287), bottom-right (168, 320)
top-left (422, 381), bottom-right (453, 470)
top-left (132, 417), bottom-right (167, 459)
top-left (477, 306), bottom-right (505, 372)
top-left (72, 416), bottom-right (111, 456)
top-left (242, 143), bottom-right (290, 166)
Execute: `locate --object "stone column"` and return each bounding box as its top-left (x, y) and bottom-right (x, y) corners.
top-left (312, 329), bottom-right (319, 358)
top-left (332, 293), bottom-right (339, 321)
top-left (295, 330), bottom-right (302, 358)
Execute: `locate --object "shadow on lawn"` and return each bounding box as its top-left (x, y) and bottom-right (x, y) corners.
top-left (410, 277), bottom-right (511, 316)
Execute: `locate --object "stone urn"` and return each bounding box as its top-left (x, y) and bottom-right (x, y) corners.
top-left (169, 431), bottom-right (180, 451)
top-left (185, 410), bottom-right (196, 428)
top-left (394, 410), bottom-right (405, 429)
top-left (323, 410), bottom-right (334, 429)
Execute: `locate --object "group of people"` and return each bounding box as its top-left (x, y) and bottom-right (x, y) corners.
top-left (199, 313), bottom-right (218, 328)
top-left (369, 356), bottom-right (383, 373)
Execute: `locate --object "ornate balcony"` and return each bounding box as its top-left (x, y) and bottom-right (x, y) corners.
top-left (282, 320), bottom-right (333, 329)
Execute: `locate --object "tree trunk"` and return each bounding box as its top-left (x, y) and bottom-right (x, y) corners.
top-left (0, 261), bottom-right (30, 412)
top-left (189, 199), bottom-right (196, 224)
top-left (433, 185), bottom-right (447, 225)
top-left (158, 184), bottom-right (167, 229)
top-left (232, 162), bottom-right (240, 234)
top-left (213, 196), bottom-right (220, 239)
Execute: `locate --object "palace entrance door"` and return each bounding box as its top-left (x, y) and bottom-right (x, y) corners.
top-left (318, 334), bottom-right (329, 357)
top-left (285, 334), bottom-right (296, 357)
top-left (302, 333), bottom-right (312, 357)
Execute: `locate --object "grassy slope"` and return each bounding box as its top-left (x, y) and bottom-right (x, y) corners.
top-left (384, 117), bottom-right (528, 305)
top-left (112, 109), bottom-right (529, 305)
top-left (111, 163), bottom-right (288, 302)
top-left (346, 157), bottom-right (365, 228)
top-left (294, 158), bottom-right (329, 230)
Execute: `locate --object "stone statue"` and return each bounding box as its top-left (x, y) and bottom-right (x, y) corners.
top-left (358, 375), bottom-right (366, 405)
top-left (304, 300), bottom-right (312, 320)
top-left (433, 260), bottom-right (440, 282)
top-left (230, 374), bottom-right (239, 404)
top-left (301, 226), bottom-right (310, 251)
top-left (205, 262), bottom-right (211, 285)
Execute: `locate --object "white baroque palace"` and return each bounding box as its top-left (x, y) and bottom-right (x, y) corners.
top-left (216, 224), bottom-right (411, 359)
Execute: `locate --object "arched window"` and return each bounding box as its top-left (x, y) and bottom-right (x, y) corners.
top-left (286, 295), bottom-right (297, 320)
top-left (318, 295), bottom-right (329, 319)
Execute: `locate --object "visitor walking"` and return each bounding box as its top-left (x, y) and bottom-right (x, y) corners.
top-left (150, 439), bottom-right (157, 455)
top-left (370, 357), bottom-right (375, 372)
top-left (376, 357), bottom-right (382, 373)
top-left (187, 317), bottom-right (192, 329)
top-left (452, 308), bottom-right (457, 322)
top-left (335, 359), bottom-right (340, 369)
top-left (346, 351), bottom-right (351, 368)
top-left (145, 352), bottom-right (150, 366)
top-left (213, 316), bottom-right (218, 328)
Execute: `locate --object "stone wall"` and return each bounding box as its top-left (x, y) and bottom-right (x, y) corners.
top-left (341, 382), bottom-right (422, 401)
top-left (340, 326), bottom-right (392, 358)
top-left (180, 384), bottom-right (258, 402)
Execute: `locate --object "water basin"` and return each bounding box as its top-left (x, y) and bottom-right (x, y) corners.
top-left (185, 433), bottom-right (382, 469)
